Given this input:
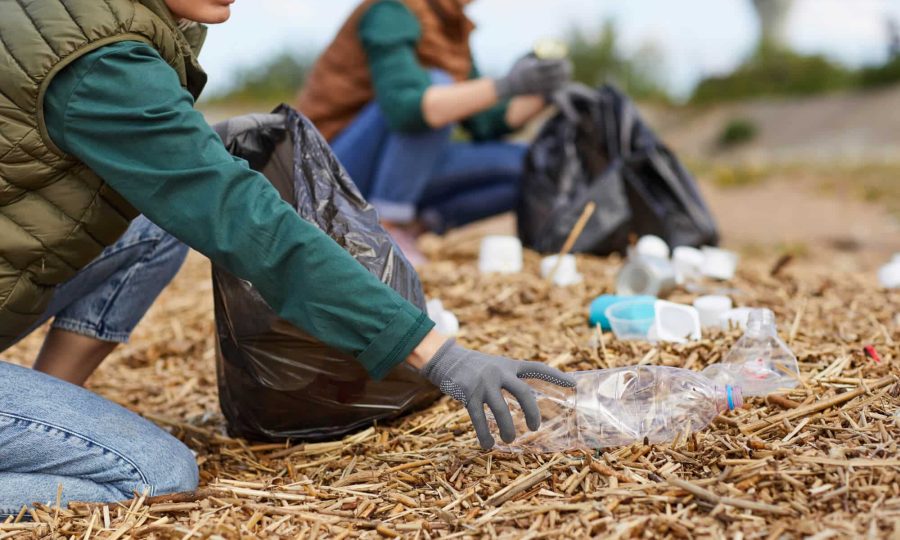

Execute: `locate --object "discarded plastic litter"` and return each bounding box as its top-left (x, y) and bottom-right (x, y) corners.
top-left (673, 246), bottom-right (705, 285)
top-left (589, 294), bottom-right (655, 331)
top-left (653, 300), bottom-right (702, 343)
top-left (616, 255), bottom-right (676, 297)
top-left (702, 309), bottom-right (800, 397)
top-left (701, 247), bottom-right (739, 281)
top-left (479, 236), bottom-right (523, 274)
top-left (426, 299), bottom-right (460, 337)
top-left (635, 235), bottom-right (670, 259)
top-left (490, 366), bottom-right (742, 453)
top-left (693, 295), bottom-right (733, 328)
top-left (879, 260), bottom-right (900, 289)
top-left (606, 298), bottom-right (656, 340)
top-left (540, 254), bottom-right (583, 286)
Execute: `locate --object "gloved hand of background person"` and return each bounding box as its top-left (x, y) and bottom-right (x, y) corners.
top-left (494, 54), bottom-right (573, 100)
top-left (421, 339), bottom-right (576, 449)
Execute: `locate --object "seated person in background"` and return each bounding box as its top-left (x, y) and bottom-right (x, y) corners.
top-left (297, 0), bottom-right (571, 264)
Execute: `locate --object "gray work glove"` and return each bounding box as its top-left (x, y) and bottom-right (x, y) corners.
top-left (494, 54), bottom-right (573, 100)
top-left (421, 339), bottom-right (576, 449)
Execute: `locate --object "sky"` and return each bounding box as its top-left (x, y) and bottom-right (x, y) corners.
top-left (199, 0), bottom-right (900, 99)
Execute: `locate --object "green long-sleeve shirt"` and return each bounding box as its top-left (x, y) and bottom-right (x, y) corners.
top-left (358, 0), bottom-right (512, 141)
top-left (44, 41), bottom-right (433, 379)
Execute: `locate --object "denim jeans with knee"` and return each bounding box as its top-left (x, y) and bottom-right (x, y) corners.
top-left (0, 216), bottom-right (198, 518)
top-left (331, 70), bottom-right (526, 232)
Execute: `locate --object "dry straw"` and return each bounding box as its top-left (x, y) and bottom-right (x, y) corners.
top-left (2, 239), bottom-right (899, 538)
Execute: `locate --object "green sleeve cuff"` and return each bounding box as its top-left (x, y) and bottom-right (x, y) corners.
top-left (358, 302), bottom-right (435, 380)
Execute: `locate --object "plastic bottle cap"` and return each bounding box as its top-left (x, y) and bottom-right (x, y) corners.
top-left (478, 236), bottom-right (523, 274)
top-left (701, 247), bottom-right (739, 281)
top-left (540, 254), bottom-right (582, 286)
top-left (726, 385), bottom-right (743, 410)
top-left (635, 235), bottom-right (670, 259)
top-left (693, 295), bottom-right (733, 328)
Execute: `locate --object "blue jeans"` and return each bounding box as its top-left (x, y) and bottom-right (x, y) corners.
top-left (331, 72), bottom-right (526, 232)
top-left (0, 216), bottom-right (197, 517)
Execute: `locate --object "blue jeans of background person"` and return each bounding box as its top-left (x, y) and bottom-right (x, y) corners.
top-left (331, 71), bottom-right (526, 233)
top-left (0, 216), bottom-right (197, 517)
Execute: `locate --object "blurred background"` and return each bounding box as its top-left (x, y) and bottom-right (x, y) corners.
top-left (198, 0), bottom-right (900, 271)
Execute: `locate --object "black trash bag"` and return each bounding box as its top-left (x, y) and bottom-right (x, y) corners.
top-left (211, 105), bottom-right (440, 442)
top-left (518, 84), bottom-right (719, 255)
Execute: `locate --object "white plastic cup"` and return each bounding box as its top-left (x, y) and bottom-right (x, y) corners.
top-left (653, 300), bottom-right (701, 343)
top-left (635, 235), bottom-right (670, 259)
top-left (540, 254), bottom-right (582, 286)
top-left (879, 261), bottom-right (900, 289)
top-left (478, 236), bottom-right (523, 274)
top-left (702, 247), bottom-right (739, 281)
top-left (719, 307), bottom-right (755, 330)
top-left (672, 246), bottom-right (705, 284)
top-left (693, 295), bottom-right (733, 328)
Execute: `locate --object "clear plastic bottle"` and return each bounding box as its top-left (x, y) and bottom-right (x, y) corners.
top-left (490, 366), bottom-right (742, 453)
top-left (701, 309), bottom-right (800, 396)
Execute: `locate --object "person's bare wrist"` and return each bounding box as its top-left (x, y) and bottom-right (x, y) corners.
top-left (406, 329), bottom-right (448, 370)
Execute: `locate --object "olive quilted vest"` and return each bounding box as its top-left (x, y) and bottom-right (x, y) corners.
top-left (0, 0), bottom-right (207, 348)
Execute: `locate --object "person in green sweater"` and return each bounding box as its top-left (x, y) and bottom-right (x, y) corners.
top-left (297, 0), bottom-right (572, 264)
top-left (0, 0), bottom-right (574, 515)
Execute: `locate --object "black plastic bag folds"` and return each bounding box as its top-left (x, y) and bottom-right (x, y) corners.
top-left (212, 106), bottom-right (439, 442)
top-left (518, 84), bottom-right (719, 255)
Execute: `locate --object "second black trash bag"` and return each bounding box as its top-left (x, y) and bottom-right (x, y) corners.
top-left (212, 106), bottom-right (440, 442)
top-left (518, 85), bottom-right (719, 255)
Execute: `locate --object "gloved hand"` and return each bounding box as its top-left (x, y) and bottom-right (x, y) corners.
top-left (421, 339), bottom-right (576, 449)
top-left (494, 54), bottom-right (573, 100)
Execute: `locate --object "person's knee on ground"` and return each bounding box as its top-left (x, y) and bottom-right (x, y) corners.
top-left (33, 217), bottom-right (189, 385)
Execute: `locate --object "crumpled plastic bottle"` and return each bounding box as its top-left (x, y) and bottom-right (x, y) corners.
top-left (490, 366), bottom-right (742, 453)
top-left (701, 308), bottom-right (800, 397)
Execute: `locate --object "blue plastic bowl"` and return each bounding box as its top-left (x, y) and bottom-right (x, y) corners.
top-left (605, 298), bottom-right (656, 340)
top-left (589, 294), bottom-right (656, 331)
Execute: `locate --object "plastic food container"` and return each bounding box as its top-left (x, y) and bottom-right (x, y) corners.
top-left (605, 299), bottom-right (656, 340)
top-left (653, 301), bottom-right (702, 343)
top-left (693, 295), bottom-right (734, 328)
top-left (540, 254), bottom-right (582, 286)
top-left (701, 247), bottom-right (739, 281)
top-left (478, 236), bottom-right (523, 274)
top-left (589, 294), bottom-right (656, 330)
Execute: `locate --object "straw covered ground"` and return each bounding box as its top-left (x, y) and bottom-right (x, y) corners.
top-left (2, 234), bottom-right (899, 539)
